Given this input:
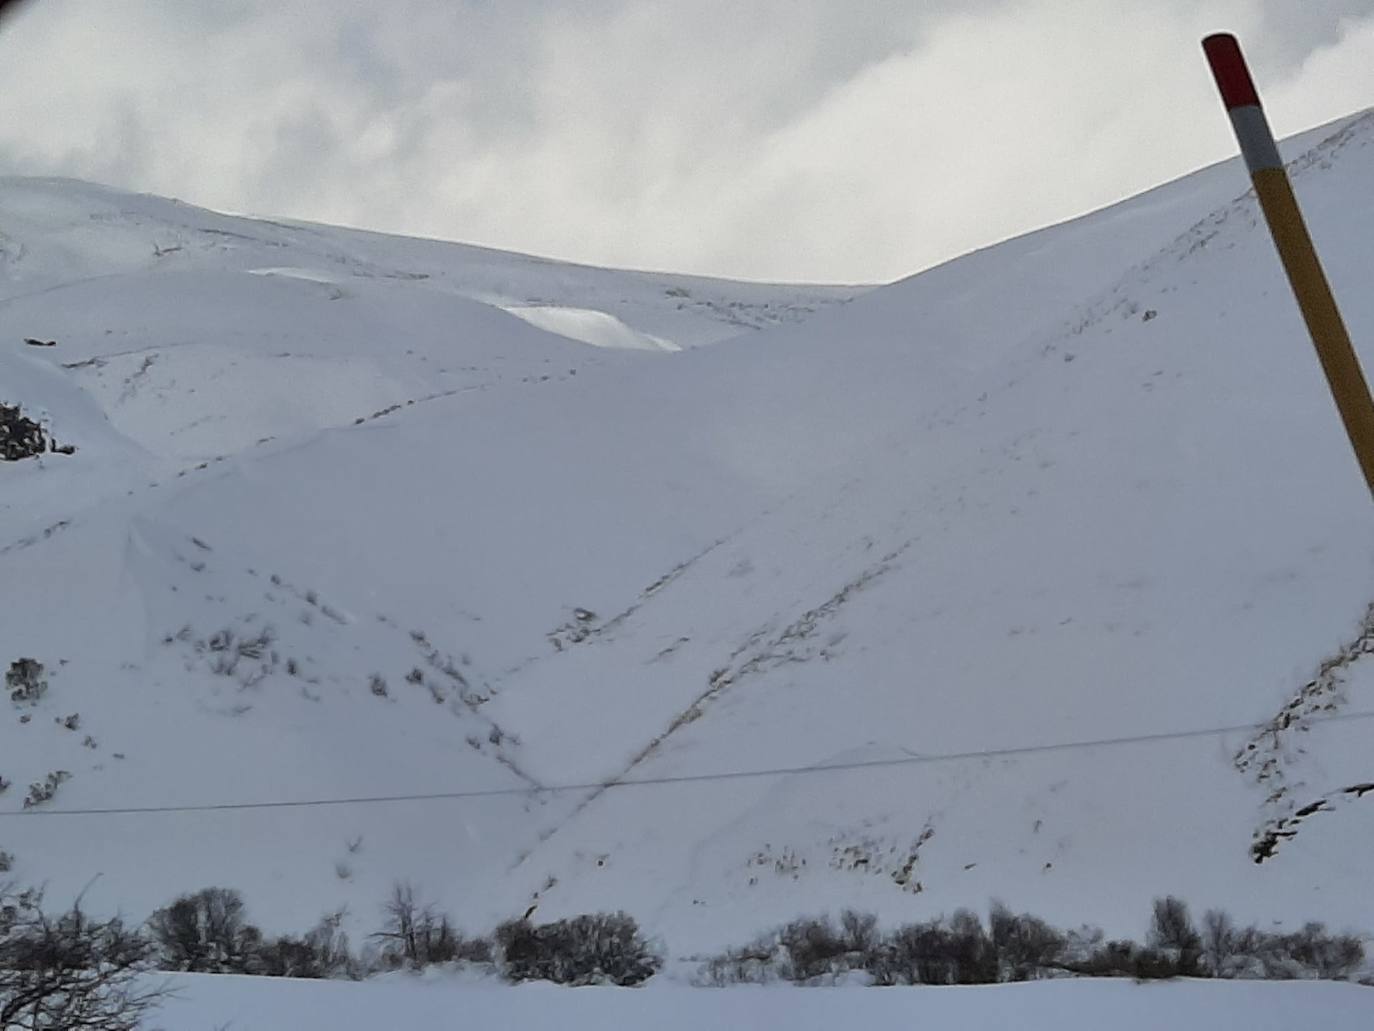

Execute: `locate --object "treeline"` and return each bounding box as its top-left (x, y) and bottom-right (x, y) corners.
top-left (143, 882), bottom-right (660, 987)
top-left (1, 879), bottom-right (1365, 1031)
top-left (698, 898), bottom-right (1366, 985)
top-left (136, 887), bottom-right (1369, 987)
top-left (0, 878), bottom-right (661, 1029)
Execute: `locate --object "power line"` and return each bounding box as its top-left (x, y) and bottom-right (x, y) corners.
top-left (8, 708), bottom-right (1374, 819)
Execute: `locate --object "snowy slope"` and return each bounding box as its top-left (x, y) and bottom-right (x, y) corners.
top-left (0, 178), bottom-right (855, 942)
top-left (4, 112), bottom-right (1374, 963)
top-left (0, 176), bottom-right (855, 512)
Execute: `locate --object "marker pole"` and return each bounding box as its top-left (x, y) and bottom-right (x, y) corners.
top-left (1202, 34), bottom-right (1374, 497)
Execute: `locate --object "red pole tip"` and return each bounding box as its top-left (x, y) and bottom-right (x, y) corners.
top-left (1203, 33), bottom-right (1262, 110)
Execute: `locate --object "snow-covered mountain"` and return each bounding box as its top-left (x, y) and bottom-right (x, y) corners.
top-left (3, 110), bottom-right (1374, 959)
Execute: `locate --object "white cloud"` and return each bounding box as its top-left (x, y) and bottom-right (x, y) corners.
top-left (0, 0), bottom-right (1372, 281)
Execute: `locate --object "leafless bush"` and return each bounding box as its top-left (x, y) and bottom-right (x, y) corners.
top-left (370, 881), bottom-right (484, 970)
top-left (699, 910), bottom-right (880, 985)
top-left (256, 910), bottom-right (356, 979)
top-left (0, 884), bottom-right (165, 1030)
top-left (1059, 936), bottom-right (1180, 979)
top-left (6, 659), bottom-right (46, 706)
top-left (700, 898), bottom-right (1366, 987)
top-left (1137, 904), bottom-right (1360, 980)
top-left (775, 916), bottom-right (850, 981)
top-left (148, 887), bottom-right (260, 973)
top-left (0, 405), bottom-right (50, 461)
top-left (839, 909), bottom-right (880, 955)
top-left (874, 910), bottom-right (997, 985)
top-left (1146, 896), bottom-right (1203, 977)
top-left (181, 626), bottom-right (282, 687)
top-left (495, 912), bottom-right (660, 986)
top-left (706, 909), bottom-right (1004, 986)
top-left (1249, 922), bottom-right (1364, 980)
top-left (1202, 908), bottom-right (1242, 975)
top-left (698, 936), bottom-right (779, 986)
top-left (990, 902), bottom-right (1065, 981)
top-left (23, 771), bottom-right (71, 810)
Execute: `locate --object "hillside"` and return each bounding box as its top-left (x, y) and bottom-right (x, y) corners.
top-left (3, 111), bottom-right (1374, 961)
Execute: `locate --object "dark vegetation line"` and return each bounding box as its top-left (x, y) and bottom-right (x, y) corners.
top-left (1, 879), bottom-right (1364, 1031)
top-left (698, 897), bottom-right (1367, 986)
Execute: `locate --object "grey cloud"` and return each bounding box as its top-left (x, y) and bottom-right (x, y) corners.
top-left (1, 0), bottom-right (1373, 281)
top-left (1257, 0), bottom-right (1374, 70)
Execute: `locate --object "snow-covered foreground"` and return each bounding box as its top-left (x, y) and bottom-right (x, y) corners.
top-left (5, 104), bottom-right (1374, 971)
top-left (156, 974), bottom-right (1374, 1031)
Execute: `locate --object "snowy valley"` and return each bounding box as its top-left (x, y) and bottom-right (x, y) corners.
top-left (3, 108), bottom-right (1374, 1024)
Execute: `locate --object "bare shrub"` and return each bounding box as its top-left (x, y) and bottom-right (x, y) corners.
top-left (148, 887), bottom-right (260, 973)
top-left (697, 936), bottom-right (778, 986)
top-left (839, 909), bottom-right (880, 955)
top-left (1173, 906), bottom-right (1361, 981)
top-left (201, 626), bottom-right (278, 686)
top-left (1060, 899), bottom-right (1209, 980)
top-left (1256, 923), bottom-right (1364, 980)
top-left (256, 911), bottom-right (355, 980)
top-left (777, 915), bottom-right (850, 981)
top-left (698, 911), bottom-right (880, 986)
top-left (370, 881), bottom-right (482, 969)
top-left (0, 405), bottom-right (50, 461)
top-left (255, 936), bottom-right (321, 978)
top-left (6, 659), bottom-right (46, 706)
top-left (305, 908), bottom-right (356, 978)
top-left (1202, 908), bottom-right (1243, 977)
top-left (23, 771), bottom-right (71, 810)
top-left (879, 920), bottom-right (949, 985)
top-left (1058, 936), bottom-right (1139, 977)
top-left (990, 901), bottom-right (1065, 981)
top-left (947, 909), bottom-right (998, 984)
top-left (1064, 941), bottom-right (1188, 980)
top-left (872, 910), bottom-right (996, 986)
top-left (1148, 896), bottom-right (1203, 976)
top-left (704, 899), bottom-right (1366, 987)
top-left (0, 885), bottom-right (165, 1030)
top-left (495, 912), bottom-right (660, 986)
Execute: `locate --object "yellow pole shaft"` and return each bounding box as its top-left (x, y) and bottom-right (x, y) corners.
top-left (1251, 168), bottom-right (1374, 497)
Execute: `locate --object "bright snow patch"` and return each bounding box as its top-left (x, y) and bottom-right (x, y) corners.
top-left (502, 304), bottom-right (682, 351)
top-left (247, 266), bottom-right (345, 285)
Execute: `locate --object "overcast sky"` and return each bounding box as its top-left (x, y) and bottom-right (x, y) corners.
top-left (1, 1), bottom-right (1373, 283)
